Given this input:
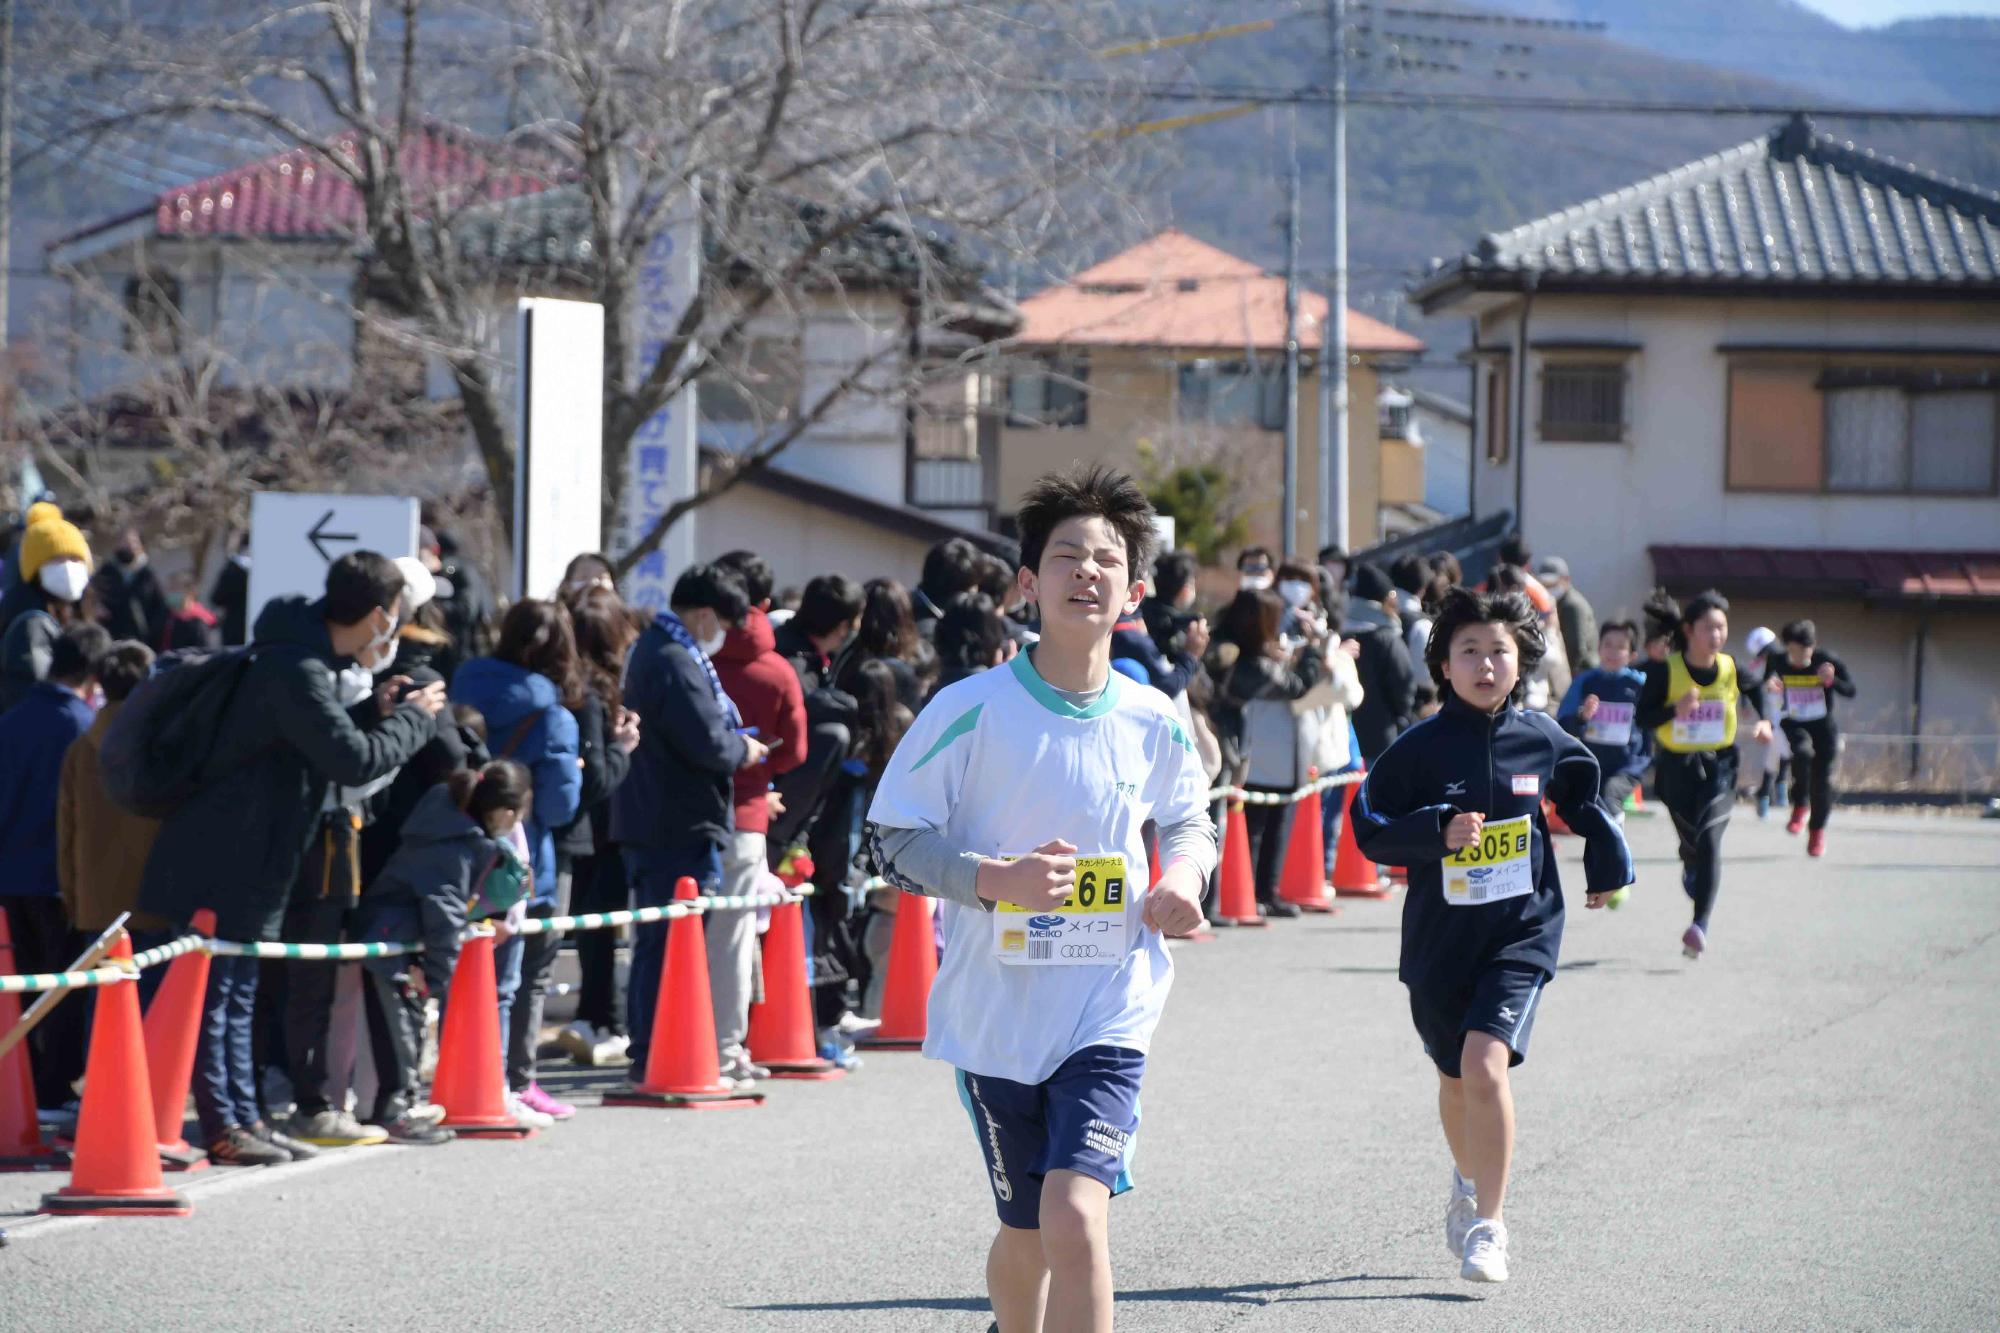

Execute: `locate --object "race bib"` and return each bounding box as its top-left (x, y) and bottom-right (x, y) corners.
top-left (1671, 700), bottom-right (1728, 748)
top-left (1443, 813), bottom-right (1534, 907)
top-left (1783, 677), bottom-right (1827, 722)
top-left (1583, 701), bottom-right (1634, 747)
top-left (994, 855), bottom-right (1129, 966)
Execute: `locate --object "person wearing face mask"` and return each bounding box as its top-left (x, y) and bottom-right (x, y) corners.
top-left (1346, 561), bottom-right (1418, 765)
top-left (611, 563), bottom-right (771, 1092)
top-left (136, 551), bottom-right (444, 1167)
top-left (208, 532), bottom-right (252, 646)
top-left (90, 527), bottom-right (171, 646)
top-left (1, 517), bottom-right (95, 712)
top-left (1236, 545), bottom-right (1276, 593)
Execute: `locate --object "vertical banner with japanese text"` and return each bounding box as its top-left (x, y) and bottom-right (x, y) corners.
top-left (620, 189), bottom-right (701, 613)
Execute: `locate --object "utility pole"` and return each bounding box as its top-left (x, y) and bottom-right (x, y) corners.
top-left (1281, 139), bottom-right (1300, 561)
top-left (1317, 0), bottom-right (1350, 555)
top-left (0, 0), bottom-right (13, 355)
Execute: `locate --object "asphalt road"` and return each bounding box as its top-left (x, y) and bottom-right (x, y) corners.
top-left (4, 808), bottom-right (1997, 1331)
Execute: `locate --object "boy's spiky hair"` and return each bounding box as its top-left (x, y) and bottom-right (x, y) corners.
top-left (1424, 585), bottom-right (1547, 704)
top-left (1015, 464), bottom-right (1158, 578)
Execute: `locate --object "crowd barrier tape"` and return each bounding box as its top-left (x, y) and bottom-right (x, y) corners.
top-left (1208, 769), bottom-right (1364, 807)
top-left (0, 889), bottom-right (813, 994)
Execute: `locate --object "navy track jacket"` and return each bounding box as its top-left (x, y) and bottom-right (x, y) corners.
top-left (1354, 691), bottom-right (1634, 993)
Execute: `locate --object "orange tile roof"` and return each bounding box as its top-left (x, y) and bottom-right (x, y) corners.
top-left (1016, 228), bottom-right (1423, 356)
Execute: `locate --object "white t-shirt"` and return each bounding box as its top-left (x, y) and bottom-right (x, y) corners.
top-left (867, 650), bottom-right (1212, 1085)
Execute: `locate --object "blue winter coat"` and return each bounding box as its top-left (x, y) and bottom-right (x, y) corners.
top-left (449, 657), bottom-right (581, 906)
top-left (0, 682), bottom-right (96, 899)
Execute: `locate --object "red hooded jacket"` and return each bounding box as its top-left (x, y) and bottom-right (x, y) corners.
top-left (712, 606), bottom-right (808, 834)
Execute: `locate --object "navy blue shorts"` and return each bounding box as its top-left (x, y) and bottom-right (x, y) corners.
top-left (955, 1045), bottom-right (1145, 1230)
top-left (1408, 964), bottom-right (1548, 1079)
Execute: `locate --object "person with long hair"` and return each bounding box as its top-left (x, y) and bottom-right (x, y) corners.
top-left (1635, 589), bottom-right (1771, 959)
top-left (449, 599), bottom-right (586, 1125)
top-left (1212, 587), bottom-right (1328, 918)
top-left (840, 577), bottom-right (929, 712)
top-left (552, 585), bottom-right (643, 1068)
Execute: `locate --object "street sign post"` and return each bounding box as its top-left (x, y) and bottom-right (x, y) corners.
top-left (247, 493), bottom-right (421, 633)
top-left (514, 297), bottom-right (605, 601)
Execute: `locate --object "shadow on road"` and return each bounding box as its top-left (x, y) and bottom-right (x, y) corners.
top-left (740, 1274), bottom-right (1462, 1315)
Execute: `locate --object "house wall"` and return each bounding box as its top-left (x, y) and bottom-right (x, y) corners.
top-left (1417, 402), bottom-right (1472, 516)
top-left (996, 346), bottom-right (1395, 554)
top-left (700, 482), bottom-right (938, 592)
top-left (63, 241), bottom-right (356, 399)
top-left (1460, 291), bottom-right (2000, 733)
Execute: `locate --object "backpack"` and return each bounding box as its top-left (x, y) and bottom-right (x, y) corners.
top-left (100, 646), bottom-right (257, 817)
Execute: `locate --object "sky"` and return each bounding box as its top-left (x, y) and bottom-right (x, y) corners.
top-left (1799, 0), bottom-right (2000, 24)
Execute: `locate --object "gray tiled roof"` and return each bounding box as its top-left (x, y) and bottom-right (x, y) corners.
top-left (1413, 114), bottom-right (2000, 308)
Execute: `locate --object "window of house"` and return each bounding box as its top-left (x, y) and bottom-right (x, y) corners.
top-left (701, 335), bottom-right (801, 426)
top-left (1005, 355), bottom-right (1088, 428)
top-left (1176, 361), bottom-right (1283, 431)
top-left (1538, 362), bottom-right (1625, 442)
top-left (1727, 362), bottom-right (1999, 495)
top-left (123, 271), bottom-right (183, 356)
top-left (1485, 360), bottom-right (1510, 465)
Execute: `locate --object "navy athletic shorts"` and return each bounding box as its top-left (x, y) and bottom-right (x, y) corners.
top-left (955, 1044), bottom-right (1144, 1230)
top-left (1408, 963), bottom-right (1548, 1078)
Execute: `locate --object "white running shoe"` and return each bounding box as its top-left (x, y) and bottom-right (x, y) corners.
top-left (1461, 1219), bottom-right (1509, 1283)
top-left (1446, 1171), bottom-right (1479, 1256)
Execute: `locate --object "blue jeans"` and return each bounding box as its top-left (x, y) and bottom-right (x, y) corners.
top-left (194, 954), bottom-right (261, 1140)
top-left (621, 840), bottom-right (723, 1079)
top-left (494, 932), bottom-right (524, 1065)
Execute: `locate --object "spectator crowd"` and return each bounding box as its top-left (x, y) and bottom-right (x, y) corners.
top-left (0, 497), bottom-right (1610, 1163)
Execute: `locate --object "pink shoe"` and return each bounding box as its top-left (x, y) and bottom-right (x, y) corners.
top-left (1807, 829), bottom-right (1826, 858)
top-left (518, 1082), bottom-right (576, 1121)
top-left (1681, 922), bottom-right (1707, 960)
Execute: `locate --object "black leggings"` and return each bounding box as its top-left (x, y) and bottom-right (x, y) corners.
top-left (1654, 748), bottom-right (1738, 930)
top-left (1243, 793), bottom-right (1297, 906)
top-left (1782, 720), bottom-right (1838, 832)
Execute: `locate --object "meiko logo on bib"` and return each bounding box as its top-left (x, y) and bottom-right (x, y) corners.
top-left (1511, 774), bottom-right (1540, 796)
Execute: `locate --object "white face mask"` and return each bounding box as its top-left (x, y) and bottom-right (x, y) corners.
top-left (1239, 571), bottom-right (1274, 592)
top-left (39, 560), bottom-right (89, 602)
top-left (1277, 579), bottom-right (1313, 609)
top-left (697, 627), bottom-right (727, 657)
top-left (358, 614), bottom-right (400, 674)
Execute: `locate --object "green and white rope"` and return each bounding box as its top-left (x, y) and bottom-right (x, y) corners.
top-left (1209, 769), bottom-right (1364, 807)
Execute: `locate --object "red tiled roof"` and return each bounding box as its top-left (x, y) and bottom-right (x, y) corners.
top-left (66, 125), bottom-right (551, 247)
top-left (1650, 545), bottom-right (2000, 603)
top-left (1016, 228), bottom-right (1424, 357)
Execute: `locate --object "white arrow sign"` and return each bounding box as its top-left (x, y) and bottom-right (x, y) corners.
top-left (246, 493), bottom-right (421, 640)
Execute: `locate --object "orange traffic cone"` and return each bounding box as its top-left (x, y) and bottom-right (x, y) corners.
top-left (1331, 781), bottom-right (1391, 900)
top-left (142, 909), bottom-right (214, 1171)
top-left (1279, 787), bottom-right (1339, 913)
top-left (1, 915), bottom-right (67, 1172)
top-left (40, 935), bottom-right (190, 1216)
top-left (747, 899), bottom-right (843, 1081)
top-left (1215, 802), bottom-right (1267, 927)
top-left (432, 932), bottom-right (534, 1137)
top-left (606, 879), bottom-right (764, 1108)
top-left (858, 892), bottom-right (936, 1050)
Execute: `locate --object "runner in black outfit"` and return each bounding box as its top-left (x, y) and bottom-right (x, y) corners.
top-left (1757, 620), bottom-right (1855, 857)
top-left (1635, 591), bottom-right (1771, 960)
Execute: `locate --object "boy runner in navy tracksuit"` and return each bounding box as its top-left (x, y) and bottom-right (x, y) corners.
top-left (1757, 620), bottom-right (1855, 857)
top-left (1556, 619), bottom-right (1649, 822)
top-left (1354, 587), bottom-right (1633, 1285)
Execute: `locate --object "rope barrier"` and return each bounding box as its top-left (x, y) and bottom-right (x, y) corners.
top-left (1208, 769), bottom-right (1364, 807)
top-left (0, 890), bottom-right (816, 991)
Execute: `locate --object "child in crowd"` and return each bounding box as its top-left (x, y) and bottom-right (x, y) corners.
top-left (1760, 620), bottom-right (1855, 855)
top-left (354, 760), bottom-right (532, 1145)
top-left (1354, 587), bottom-right (1633, 1285)
top-left (866, 466), bottom-right (1213, 1333)
top-left (1556, 620), bottom-right (1649, 821)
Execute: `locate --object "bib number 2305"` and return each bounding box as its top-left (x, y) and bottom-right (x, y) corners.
top-left (1443, 814), bottom-right (1534, 907)
top-left (995, 855), bottom-right (1129, 966)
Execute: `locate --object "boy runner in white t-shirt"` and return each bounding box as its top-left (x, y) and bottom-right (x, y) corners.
top-left (866, 466), bottom-right (1216, 1333)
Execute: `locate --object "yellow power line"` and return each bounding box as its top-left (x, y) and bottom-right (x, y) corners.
top-left (1091, 102), bottom-right (1262, 141)
top-left (1097, 18), bottom-right (1278, 60)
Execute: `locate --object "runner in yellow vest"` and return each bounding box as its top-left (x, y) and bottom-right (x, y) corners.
top-left (1635, 591), bottom-right (1772, 959)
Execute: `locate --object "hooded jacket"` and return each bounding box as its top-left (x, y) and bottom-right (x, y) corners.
top-left (1353, 690), bottom-right (1633, 995)
top-left (352, 783), bottom-right (505, 991)
top-left (712, 608), bottom-right (808, 835)
top-left (448, 657), bottom-right (582, 906)
top-left (136, 595), bottom-right (434, 941)
top-left (613, 617), bottom-right (748, 850)
top-left (1343, 598), bottom-right (1416, 764)
top-left (0, 681), bottom-right (96, 900)
top-left (59, 700), bottom-right (163, 930)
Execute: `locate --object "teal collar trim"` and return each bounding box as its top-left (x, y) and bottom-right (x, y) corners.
top-left (1010, 649), bottom-right (1122, 719)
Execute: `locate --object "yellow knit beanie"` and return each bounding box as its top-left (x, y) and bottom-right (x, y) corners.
top-left (25, 501), bottom-right (61, 528)
top-left (20, 519), bottom-right (94, 581)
